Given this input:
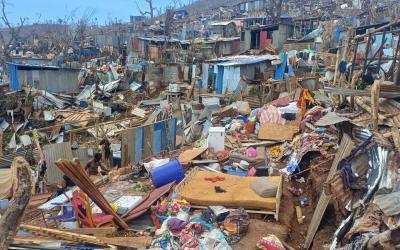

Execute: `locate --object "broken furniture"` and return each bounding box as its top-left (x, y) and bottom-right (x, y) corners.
top-left (55, 159), bottom-right (128, 229)
top-left (69, 191), bottom-right (115, 228)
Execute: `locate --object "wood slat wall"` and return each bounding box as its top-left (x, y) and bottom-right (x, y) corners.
top-left (121, 118), bottom-right (177, 166)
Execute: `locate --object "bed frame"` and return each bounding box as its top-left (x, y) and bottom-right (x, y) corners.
top-left (175, 167), bottom-right (283, 221)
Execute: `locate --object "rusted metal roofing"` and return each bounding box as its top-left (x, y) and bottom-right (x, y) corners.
top-left (330, 128), bottom-right (388, 250)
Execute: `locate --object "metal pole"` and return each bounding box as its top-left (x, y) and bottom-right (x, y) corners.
top-left (377, 29), bottom-right (387, 69)
top-left (362, 33), bottom-right (373, 77)
top-left (392, 34), bottom-right (400, 84)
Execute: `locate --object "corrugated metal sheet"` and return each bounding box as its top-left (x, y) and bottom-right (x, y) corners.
top-left (221, 66), bottom-right (241, 93)
top-left (216, 55), bottom-right (279, 66)
top-left (72, 148), bottom-right (97, 166)
top-left (43, 142), bottom-right (73, 184)
top-left (315, 112), bottom-right (350, 127)
top-left (0, 149), bottom-right (37, 169)
top-left (164, 65), bottom-right (180, 83)
top-left (374, 192), bottom-right (400, 216)
top-left (17, 68), bottom-right (80, 93)
top-left (330, 128), bottom-right (388, 250)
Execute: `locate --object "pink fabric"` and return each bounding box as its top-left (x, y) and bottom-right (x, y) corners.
top-left (259, 105), bottom-right (286, 125)
top-left (246, 147), bottom-right (257, 158)
top-left (247, 167), bottom-right (257, 176)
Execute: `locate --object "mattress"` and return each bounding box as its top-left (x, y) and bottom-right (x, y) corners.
top-left (177, 169), bottom-right (281, 211)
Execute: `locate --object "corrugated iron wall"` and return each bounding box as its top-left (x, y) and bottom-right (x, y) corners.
top-left (72, 148), bottom-right (98, 166)
top-left (121, 118), bottom-right (177, 166)
top-left (43, 142), bottom-right (73, 184)
top-left (17, 69), bottom-right (80, 93)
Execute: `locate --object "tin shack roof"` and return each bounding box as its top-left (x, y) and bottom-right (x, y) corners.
top-left (208, 55), bottom-right (280, 66)
top-left (6, 62), bottom-right (59, 71)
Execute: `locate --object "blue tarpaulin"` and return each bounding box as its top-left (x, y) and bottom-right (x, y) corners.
top-left (274, 54), bottom-right (288, 80)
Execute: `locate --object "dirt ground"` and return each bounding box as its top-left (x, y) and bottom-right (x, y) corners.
top-left (234, 219), bottom-right (289, 250)
top-left (234, 155), bottom-right (335, 250)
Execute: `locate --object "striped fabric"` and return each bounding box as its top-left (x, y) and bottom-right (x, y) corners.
top-left (259, 105), bottom-right (286, 125)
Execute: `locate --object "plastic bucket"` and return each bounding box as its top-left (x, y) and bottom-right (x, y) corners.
top-left (0, 199), bottom-right (9, 209)
top-left (151, 159), bottom-right (185, 188)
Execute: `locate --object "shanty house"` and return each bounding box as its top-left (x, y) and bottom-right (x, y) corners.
top-left (209, 21), bottom-right (238, 37)
top-left (206, 55), bottom-right (279, 94)
top-left (242, 22), bottom-right (294, 51)
top-left (7, 63), bottom-right (81, 93)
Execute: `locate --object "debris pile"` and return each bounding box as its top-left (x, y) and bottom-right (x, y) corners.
top-left (2, 1), bottom-right (400, 249)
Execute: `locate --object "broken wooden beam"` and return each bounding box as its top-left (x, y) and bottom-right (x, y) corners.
top-left (371, 80), bottom-right (381, 131)
top-left (19, 224), bottom-right (108, 246)
top-left (0, 157), bottom-right (32, 249)
top-left (355, 97), bottom-right (386, 121)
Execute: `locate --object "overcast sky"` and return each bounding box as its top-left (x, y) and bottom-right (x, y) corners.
top-left (7, 0), bottom-right (188, 25)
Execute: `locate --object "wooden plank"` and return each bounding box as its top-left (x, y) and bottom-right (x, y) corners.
top-left (275, 173), bottom-right (283, 221)
top-left (19, 224), bottom-right (107, 246)
top-left (371, 80), bottom-right (381, 131)
top-left (258, 122), bottom-right (299, 141)
top-left (167, 118), bottom-right (177, 150)
top-left (98, 236), bottom-right (152, 249)
top-left (355, 97), bottom-right (386, 121)
top-left (296, 206), bottom-right (304, 224)
top-left (391, 125), bottom-right (400, 153)
top-left (303, 134), bottom-right (355, 249)
top-left (178, 148), bottom-right (208, 165)
top-left (143, 124), bottom-right (154, 159)
top-left (64, 227), bottom-right (116, 236)
top-left (131, 108), bottom-right (146, 118)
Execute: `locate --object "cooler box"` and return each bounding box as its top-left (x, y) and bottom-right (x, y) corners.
top-left (208, 127), bottom-right (225, 152)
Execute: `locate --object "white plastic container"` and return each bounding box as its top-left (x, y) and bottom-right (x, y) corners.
top-left (208, 127), bottom-right (225, 152)
top-left (168, 83), bottom-right (179, 92)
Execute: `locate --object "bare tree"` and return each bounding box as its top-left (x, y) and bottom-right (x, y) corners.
top-left (369, 0), bottom-right (377, 24)
top-left (0, 0), bottom-right (27, 66)
top-left (164, 7), bottom-right (175, 37)
top-left (170, 0), bottom-right (183, 8)
top-left (265, 0), bottom-right (283, 22)
top-left (135, 0), bottom-right (155, 19)
top-left (75, 8), bottom-right (97, 47)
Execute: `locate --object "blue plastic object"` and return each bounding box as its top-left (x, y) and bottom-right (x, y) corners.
top-left (0, 199), bottom-right (9, 209)
top-left (151, 160), bottom-right (185, 188)
top-left (223, 166), bottom-right (247, 176)
top-left (47, 205), bottom-right (76, 222)
top-left (80, 100), bottom-right (88, 108)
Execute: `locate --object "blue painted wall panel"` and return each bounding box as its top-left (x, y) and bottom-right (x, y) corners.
top-left (216, 66), bottom-right (224, 94)
top-left (8, 64), bottom-right (20, 90)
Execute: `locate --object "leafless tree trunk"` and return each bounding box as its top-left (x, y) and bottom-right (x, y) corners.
top-left (0, 0), bottom-right (27, 68)
top-left (164, 7), bottom-right (174, 38)
top-left (135, 0), bottom-right (155, 19)
top-left (0, 157), bottom-right (32, 249)
top-left (275, 0), bottom-right (283, 22)
top-left (369, 0), bottom-right (377, 24)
